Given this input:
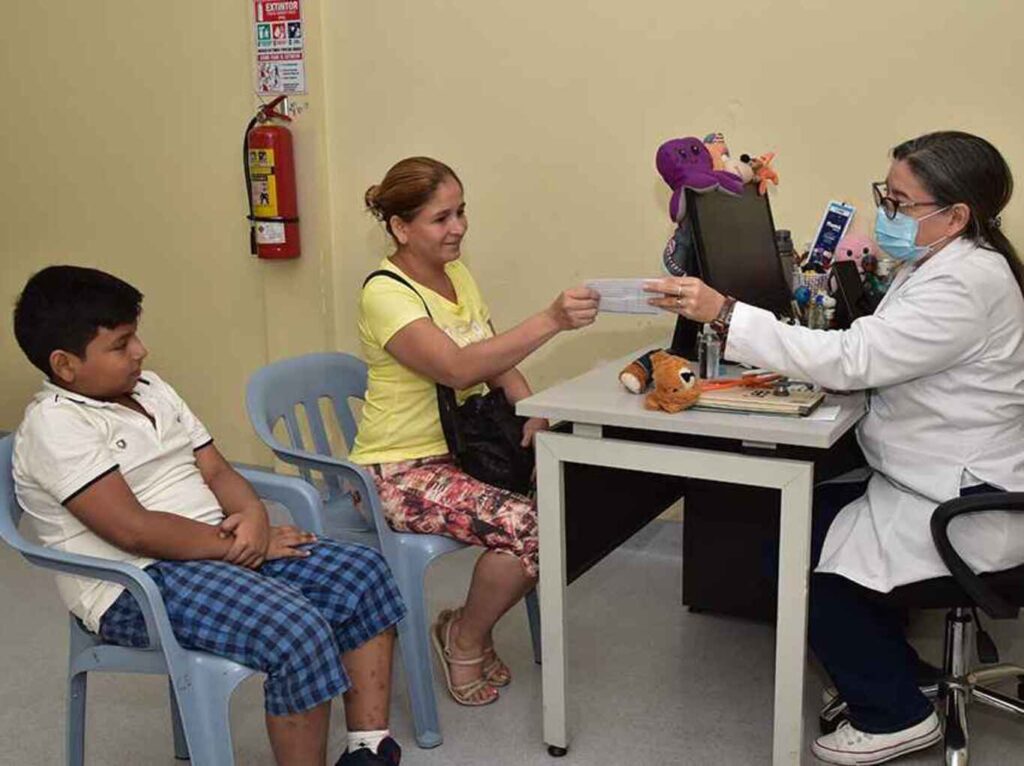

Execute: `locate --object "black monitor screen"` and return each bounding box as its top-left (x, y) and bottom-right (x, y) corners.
top-left (689, 185), bottom-right (793, 317)
top-left (671, 185), bottom-right (792, 358)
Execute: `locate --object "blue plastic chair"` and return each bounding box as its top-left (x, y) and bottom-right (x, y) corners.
top-left (0, 434), bottom-right (325, 766)
top-left (246, 352), bottom-right (542, 748)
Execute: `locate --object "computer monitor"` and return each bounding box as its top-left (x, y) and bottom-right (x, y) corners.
top-left (670, 184), bottom-right (794, 359)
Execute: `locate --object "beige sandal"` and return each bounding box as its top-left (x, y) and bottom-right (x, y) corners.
top-left (431, 609), bottom-right (499, 706)
top-left (447, 607), bottom-right (511, 687)
top-left (482, 647), bottom-right (512, 687)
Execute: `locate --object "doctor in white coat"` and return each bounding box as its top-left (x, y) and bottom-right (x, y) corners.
top-left (647, 131), bottom-right (1024, 765)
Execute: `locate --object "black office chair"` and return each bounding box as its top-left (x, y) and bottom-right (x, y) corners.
top-left (820, 492), bottom-right (1024, 765)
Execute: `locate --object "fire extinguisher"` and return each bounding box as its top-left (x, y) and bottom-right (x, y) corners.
top-left (244, 96), bottom-right (300, 259)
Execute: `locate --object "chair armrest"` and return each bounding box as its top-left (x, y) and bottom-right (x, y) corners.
top-left (16, 541), bottom-right (181, 656)
top-left (266, 445), bottom-right (383, 532)
top-left (930, 492), bottom-right (1024, 619)
top-left (236, 467), bottom-right (325, 536)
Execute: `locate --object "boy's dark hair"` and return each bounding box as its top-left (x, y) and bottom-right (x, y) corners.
top-left (13, 266), bottom-right (143, 376)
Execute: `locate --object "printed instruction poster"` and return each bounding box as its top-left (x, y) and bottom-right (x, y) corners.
top-left (254, 0), bottom-right (306, 94)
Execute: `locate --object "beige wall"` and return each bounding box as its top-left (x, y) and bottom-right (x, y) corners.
top-left (0, 1), bottom-right (336, 463)
top-left (2, 1), bottom-right (1022, 464)
top-left (324, 0), bottom-right (1024, 392)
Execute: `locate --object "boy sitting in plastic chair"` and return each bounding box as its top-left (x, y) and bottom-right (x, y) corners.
top-left (10, 265), bottom-right (405, 766)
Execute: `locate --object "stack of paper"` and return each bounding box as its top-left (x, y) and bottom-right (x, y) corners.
top-left (585, 278), bottom-right (662, 315)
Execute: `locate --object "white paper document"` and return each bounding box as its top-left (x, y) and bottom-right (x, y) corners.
top-left (586, 278), bottom-right (661, 315)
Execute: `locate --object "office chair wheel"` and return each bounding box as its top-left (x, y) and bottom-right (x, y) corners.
top-left (547, 745), bottom-right (568, 757)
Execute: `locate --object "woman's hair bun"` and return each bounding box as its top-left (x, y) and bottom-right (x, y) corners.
top-left (364, 184), bottom-right (383, 219)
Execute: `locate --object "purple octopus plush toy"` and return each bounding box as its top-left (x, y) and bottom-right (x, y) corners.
top-left (656, 136), bottom-right (745, 223)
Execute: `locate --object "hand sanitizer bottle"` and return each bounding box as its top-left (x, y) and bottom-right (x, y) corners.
top-left (698, 324), bottom-right (721, 380)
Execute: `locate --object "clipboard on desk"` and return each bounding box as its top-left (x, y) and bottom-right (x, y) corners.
top-left (693, 385), bottom-right (825, 416)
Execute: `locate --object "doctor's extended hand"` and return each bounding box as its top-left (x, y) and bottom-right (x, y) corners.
top-left (644, 276), bottom-right (726, 323)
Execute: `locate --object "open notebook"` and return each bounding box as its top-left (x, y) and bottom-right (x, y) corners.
top-left (693, 384), bottom-right (825, 417)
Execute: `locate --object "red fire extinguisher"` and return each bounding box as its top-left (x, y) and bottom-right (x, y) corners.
top-left (244, 96), bottom-right (300, 259)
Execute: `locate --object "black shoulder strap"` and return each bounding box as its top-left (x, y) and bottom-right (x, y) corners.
top-left (362, 270), bottom-right (462, 451)
top-left (363, 269), bottom-right (432, 319)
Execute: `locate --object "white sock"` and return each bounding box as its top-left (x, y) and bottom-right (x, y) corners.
top-left (347, 729), bottom-right (389, 754)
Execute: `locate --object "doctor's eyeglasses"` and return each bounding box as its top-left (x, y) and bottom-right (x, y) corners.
top-left (872, 182), bottom-right (942, 220)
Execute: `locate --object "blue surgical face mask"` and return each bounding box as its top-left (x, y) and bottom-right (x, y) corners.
top-left (874, 205), bottom-right (951, 263)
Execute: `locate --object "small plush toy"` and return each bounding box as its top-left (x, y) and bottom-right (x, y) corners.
top-left (619, 349), bottom-right (701, 413)
top-left (833, 234), bottom-right (877, 274)
top-left (703, 132), bottom-right (731, 171)
top-left (662, 223), bottom-right (696, 276)
top-left (619, 348), bottom-right (659, 393)
top-left (742, 152), bottom-right (779, 195)
top-left (703, 133), bottom-right (756, 184)
top-left (656, 137), bottom-right (746, 223)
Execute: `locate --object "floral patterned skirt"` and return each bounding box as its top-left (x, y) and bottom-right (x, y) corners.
top-left (367, 454), bottom-right (538, 578)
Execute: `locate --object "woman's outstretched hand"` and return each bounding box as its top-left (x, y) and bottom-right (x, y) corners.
top-left (548, 287), bottom-right (600, 330)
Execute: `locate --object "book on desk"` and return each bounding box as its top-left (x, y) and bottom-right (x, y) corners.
top-left (693, 384), bottom-right (825, 416)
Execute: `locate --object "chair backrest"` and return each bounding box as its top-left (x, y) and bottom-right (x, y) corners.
top-left (246, 352), bottom-right (368, 494)
top-left (0, 436), bottom-right (28, 554)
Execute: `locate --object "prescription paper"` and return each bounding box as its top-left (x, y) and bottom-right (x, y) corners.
top-left (586, 278), bottom-right (662, 315)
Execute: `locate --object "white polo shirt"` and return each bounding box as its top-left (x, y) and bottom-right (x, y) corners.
top-left (13, 371), bottom-right (223, 632)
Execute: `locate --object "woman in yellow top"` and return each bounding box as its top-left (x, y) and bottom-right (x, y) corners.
top-left (350, 157), bottom-right (599, 706)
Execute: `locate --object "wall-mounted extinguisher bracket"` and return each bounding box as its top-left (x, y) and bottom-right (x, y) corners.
top-left (244, 96), bottom-right (301, 259)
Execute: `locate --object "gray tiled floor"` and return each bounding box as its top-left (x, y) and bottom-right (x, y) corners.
top-left (2, 520), bottom-right (1023, 765)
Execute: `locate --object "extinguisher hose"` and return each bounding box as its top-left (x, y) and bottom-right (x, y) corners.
top-left (242, 114), bottom-right (261, 255)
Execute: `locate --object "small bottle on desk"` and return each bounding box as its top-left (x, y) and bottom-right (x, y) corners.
top-left (807, 294), bottom-right (828, 330)
top-left (698, 324), bottom-right (721, 380)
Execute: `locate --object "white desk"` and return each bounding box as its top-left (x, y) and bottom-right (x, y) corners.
top-left (518, 352), bottom-right (866, 765)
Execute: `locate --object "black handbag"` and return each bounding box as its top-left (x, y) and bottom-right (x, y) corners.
top-left (363, 270), bottom-right (535, 496)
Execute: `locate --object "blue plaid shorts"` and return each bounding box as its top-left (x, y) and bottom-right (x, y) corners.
top-left (98, 539), bottom-right (405, 716)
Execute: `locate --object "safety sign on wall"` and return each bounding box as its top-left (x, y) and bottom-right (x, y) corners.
top-left (253, 0), bottom-right (306, 94)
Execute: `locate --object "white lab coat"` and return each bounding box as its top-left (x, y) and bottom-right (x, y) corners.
top-left (726, 237), bottom-right (1024, 592)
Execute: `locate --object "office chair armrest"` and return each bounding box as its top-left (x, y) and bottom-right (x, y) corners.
top-left (236, 466), bottom-right (325, 536)
top-left (16, 542), bottom-right (182, 656)
top-left (930, 491), bottom-right (1024, 619)
top-left (266, 445), bottom-right (384, 532)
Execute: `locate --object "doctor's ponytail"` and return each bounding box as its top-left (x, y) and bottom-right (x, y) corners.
top-left (893, 131), bottom-right (1023, 294)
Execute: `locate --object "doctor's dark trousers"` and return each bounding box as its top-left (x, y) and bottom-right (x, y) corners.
top-left (793, 479), bottom-right (1000, 734)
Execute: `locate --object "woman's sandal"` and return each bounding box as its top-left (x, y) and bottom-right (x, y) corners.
top-left (482, 647), bottom-right (512, 687)
top-left (446, 607), bottom-right (512, 687)
top-left (431, 609), bottom-right (499, 706)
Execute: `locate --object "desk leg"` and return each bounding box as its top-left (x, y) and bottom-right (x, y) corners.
top-left (773, 465), bottom-right (814, 766)
top-left (536, 433), bottom-right (569, 755)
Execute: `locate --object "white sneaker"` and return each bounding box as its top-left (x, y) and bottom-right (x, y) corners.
top-left (811, 711), bottom-right (942, 765)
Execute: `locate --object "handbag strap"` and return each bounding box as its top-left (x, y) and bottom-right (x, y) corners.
top-left (362, 269), bottom-right (463, 452)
